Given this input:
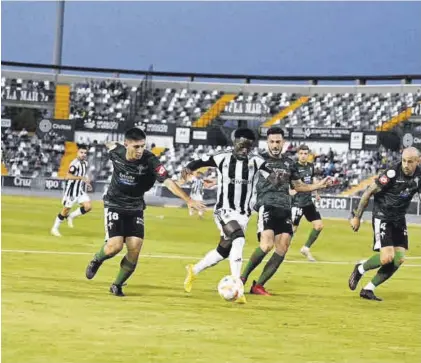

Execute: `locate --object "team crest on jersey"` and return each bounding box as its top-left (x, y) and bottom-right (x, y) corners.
top-left (155, 165), bottom-right (167, 177)
top-left (379, 175), bottom-right (389, 185)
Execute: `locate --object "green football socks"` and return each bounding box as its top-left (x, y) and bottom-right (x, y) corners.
top-left (241, 247), bottom-right (267, 281)
top-left (362, 254), bottom-right (382, 271)
top-left (114, 256), bottom-right (137, 286)
top-left (257, 252), bottom-right (285, 286)
top-left (304, 228), bottom-right (321, 248)
top-left (94, 245), bottom-right (115, 262)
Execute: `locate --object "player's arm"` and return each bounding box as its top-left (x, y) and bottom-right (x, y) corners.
top-left (150, 157), bottom-right (205, 211)
top-left (350, 169), bottom-right (394, 232)
top-left (65, 165), bottom-right (90, 183)
top-left (313, 177), bottom-right (321, 201)
top-left (291, 178), bottom-right (330, 192)
top-left (204, 179), bottom-right (217, 188)
top-left (181, 156), bottom-right (217, 181)
top-left (352, 182), bottom-right (381, 219)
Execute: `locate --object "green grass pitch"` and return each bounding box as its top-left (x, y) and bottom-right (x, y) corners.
top-left (2, 195), bottom-right (421, 363)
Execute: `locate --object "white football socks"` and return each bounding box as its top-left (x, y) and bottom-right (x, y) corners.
top-left (229, 237), bottom-right (245, 278)
top-left (193, 249), bottom-right (224, 275)
top-left (364, 282), bottom-right (376, 291)
top-left (69, 208), bottom-right (83, 219)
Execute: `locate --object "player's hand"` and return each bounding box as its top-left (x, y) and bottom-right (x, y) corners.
top-left (181, 168), bottom-right (193, 182)
top-left (83, 177), bottom-right (91, 184)
top-left (188, 199), bottom-right (206, 211)
top-left (289, 188), bottom-right (297, 196)
top-left (350, 217), bottom-right (361, 232)
top-left (86, 183), bottom-right (93, 192)
top-left (318, 177), bottom-right (332, 189)
top-left (315, 194), bottom-right (321, 202)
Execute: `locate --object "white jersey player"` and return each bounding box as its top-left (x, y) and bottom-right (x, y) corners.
top-left (51, 144), bottom-right (93, 236)
top-left (181, 128), bottom-right (283, 303)
top-left (186, 172), bottom-right (216, 218)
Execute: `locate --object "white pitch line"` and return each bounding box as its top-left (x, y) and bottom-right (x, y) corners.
top-left (2, 249), bottom-right (421, 267)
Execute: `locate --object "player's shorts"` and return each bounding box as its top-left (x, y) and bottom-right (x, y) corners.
top-left (372, 217), bottom-right (408, 251)
top-left (214, 208), bottom-right (249, 239)
top-left (257, 205), bottom-right (293, 241)
top-left (190, 193), bottom-right (203, 202)
top-left (291, 203), bottom-right (322, 226)
top-left (62, 193), bottom-right (90, 208)
top-left (104, 207), bottom-right (145, 239)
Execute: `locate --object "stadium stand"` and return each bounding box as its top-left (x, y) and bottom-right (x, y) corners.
top-left (1, 128), bottom-right (65, 178)
top-left (3, 76), bottom-right (420, 129)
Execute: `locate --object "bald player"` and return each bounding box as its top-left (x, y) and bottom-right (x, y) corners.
top-left (348, 147), bottom-right (421, 301)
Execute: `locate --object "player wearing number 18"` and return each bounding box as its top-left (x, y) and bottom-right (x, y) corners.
top-left (348, 147), bottom-right (421, 301)
top-left (85, 128), bottom-right (205, 296)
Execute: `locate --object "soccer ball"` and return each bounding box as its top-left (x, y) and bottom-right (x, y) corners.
top-left (217, 275), bottom-right (244, 301)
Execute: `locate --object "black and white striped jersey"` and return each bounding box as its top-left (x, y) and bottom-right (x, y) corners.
top-left (186, 152), bottom-right (272, 216)
top-left (190, 176), bottom-right (205, 196)
top-left (64, 158), bottom-right (88, 198)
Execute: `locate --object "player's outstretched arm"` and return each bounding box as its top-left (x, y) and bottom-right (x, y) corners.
top-left (163, 179), bottom-right (206, 211)
top-left (350, 182), bottom-right (381, 232)
top-left (291, 178), bottom-right (332, 192)
top-left (181, 156), bottom-right (217, 181)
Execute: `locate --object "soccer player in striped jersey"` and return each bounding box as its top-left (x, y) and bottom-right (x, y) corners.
top-left (186, 172), bottom-right (216, 218)
top-left (182, 128), bottom-right (332, 303)
top-left (51, 144), bottom-right (92, 237)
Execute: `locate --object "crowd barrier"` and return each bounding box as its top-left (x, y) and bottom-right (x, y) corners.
top-left (2, 176), bottom-right (419, 216)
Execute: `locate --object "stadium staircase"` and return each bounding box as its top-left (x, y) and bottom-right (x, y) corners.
top-left (54, 85), bottom-right (71, 120)
top-left (375, 108), bottom-right (413, 131)
top-left (1, 162), bottom-right (8, 176)
top-left (58, 142), bottom-right (78, 178)
top-left (193, 94), bottom-right (236, 127)
top-left (151, 147), bottom-right (166, 157)
top-left (340, 175), bottom-right (376, 196)
top-left (262, 96), bottom-right (309, 127)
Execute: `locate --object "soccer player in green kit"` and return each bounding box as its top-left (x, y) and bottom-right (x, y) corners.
top-left (290, 144), bottom-right (324, 262)
top-left (85, 128), bottom-right (205, 296)
top-left (241, 128), bottom-right (331, 295)
top-left (349, 147), bottom-right (421, 301)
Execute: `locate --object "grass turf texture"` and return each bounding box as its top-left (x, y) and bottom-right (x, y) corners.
top-left (2, 195), bottom-right (421, 363)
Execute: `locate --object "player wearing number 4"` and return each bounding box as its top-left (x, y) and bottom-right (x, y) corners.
top-left (85, 128), bottom-right (205, 296)
top-left (348, 147), bottom-right (421, 301)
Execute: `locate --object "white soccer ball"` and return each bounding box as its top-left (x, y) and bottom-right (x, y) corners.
top-left (217, 275), bottom-right (244, 301)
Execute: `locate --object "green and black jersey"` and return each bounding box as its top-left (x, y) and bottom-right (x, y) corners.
top-left (291, 162), bottom-right (315, 208)
top-left (104, 144), bottom-right (169, 211)
top-left (254, 152), bottom-right (300, 212)
top-left (372, 163), bottom-right (421, 221)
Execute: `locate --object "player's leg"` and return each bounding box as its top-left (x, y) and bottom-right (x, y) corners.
top-left (241, 230), bottom-right (274, 285)
top-left (251, 215), bottom-right (293, 295)
top-left (300, 205), bottom-right (322, 261)
top-left (85, 208), bottom-right (125, 279)
top-left (241, 206), bottom-right (275, 285)
top-left (184, 235), bottom-right (230, 293)
top-left (110, 236), bottom-right (143, 296)
top-left (51, 198), bottom-right (72, 236)
top-left (291, 206), bottom-right (303, 235)
top-left (360, 223), bottom-right (408, 301)
top-left (67, 194), bottom-right (92, 228)
top-left (252, 233), bottom-right (291, 295)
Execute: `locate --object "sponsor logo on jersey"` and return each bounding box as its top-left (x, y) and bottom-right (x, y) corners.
top-left (118, 172), bottom-right (137, 186)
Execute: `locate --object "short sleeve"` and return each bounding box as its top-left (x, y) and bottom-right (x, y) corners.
top-left (149, 155), bottom-right (170, 183)
top-left (254, 157), bottom-right (271, 179)
top-left (68, 164), bottom-right (77, 175)
top-left (374, 169), bottom-right (396, 191)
